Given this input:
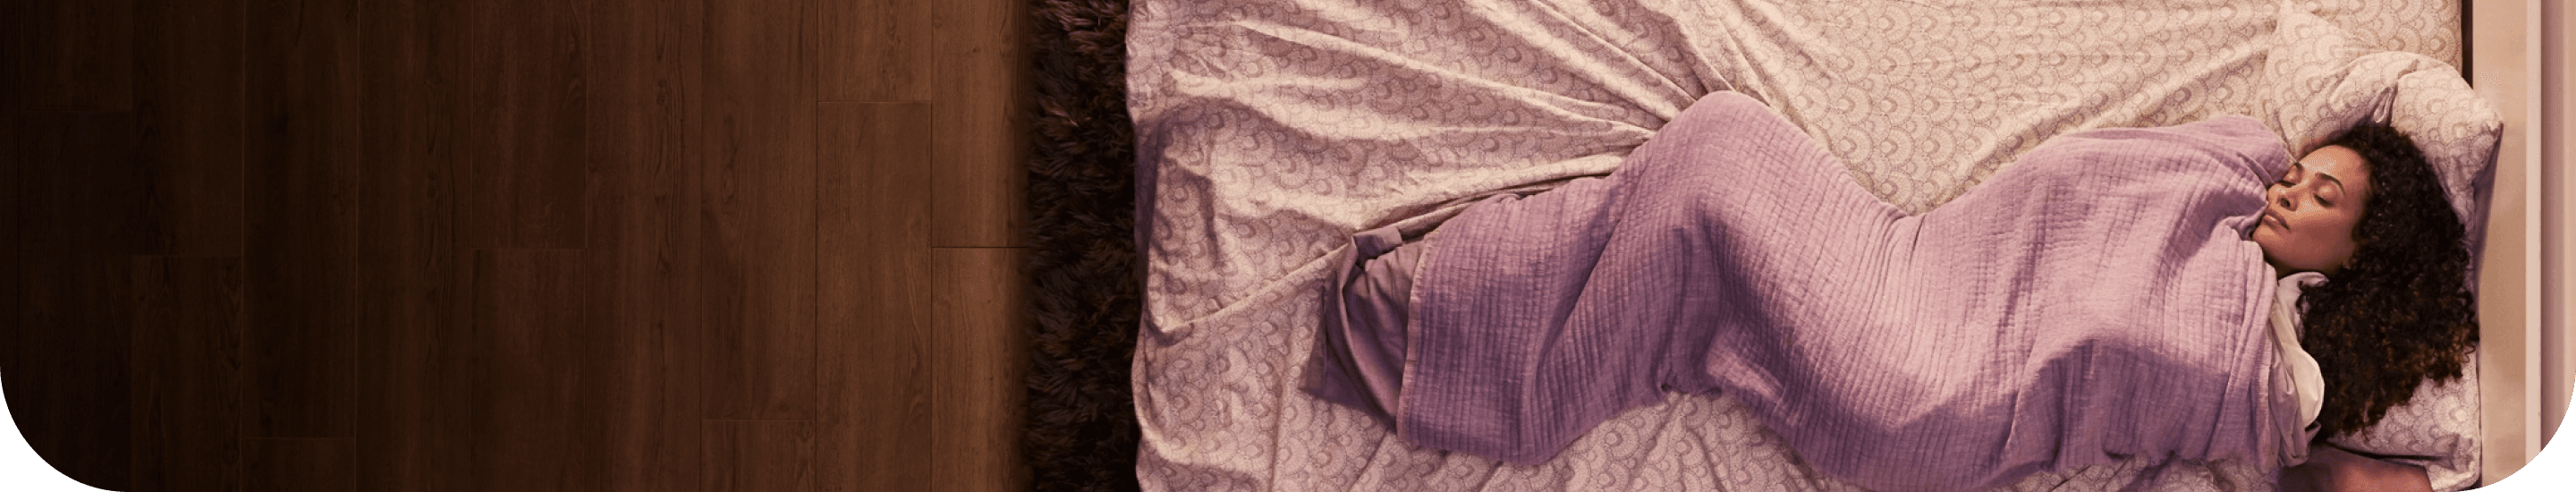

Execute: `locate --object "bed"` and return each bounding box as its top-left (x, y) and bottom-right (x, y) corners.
top-left (1097, 0), bottom-right (2503, 489)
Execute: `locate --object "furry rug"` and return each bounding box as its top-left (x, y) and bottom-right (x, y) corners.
top-left (1023, 0), bottom-right (1140, 488)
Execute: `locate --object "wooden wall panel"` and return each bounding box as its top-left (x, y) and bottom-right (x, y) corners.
top-left (130, 256), bottom-right (244, 492)
top-left (1, 0), bottom-right (132, 111)
top-left (135, 0), bottom-right (244, 257)
top-left (4, 113), bottom-right (144, 491)
top-left (817, 102), bottom-right (935, 491)
top-left (582, 0), bottom-right (704, 488)
top-left (245, 438), bottom-right (352, 492)
top-left (929, 0), bottom-right (1029, 248)
top-left (702, 0), bottom-right (818, 420)
top-left (462, 0), bottom-right (588, 250)
top-left (817, 0), bottom-right (936, 101)
top-left (243, 0), bottom-right (360, 442)
top-left (355, 0), bottom-right (470, 489)
top-left (704, 420), bottom-right (818, 492)
top-left (932, 248), bottom-right (1032, 492)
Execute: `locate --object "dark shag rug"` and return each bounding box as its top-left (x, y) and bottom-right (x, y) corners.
top-left (1023, 0), bottom-right (1140, 488)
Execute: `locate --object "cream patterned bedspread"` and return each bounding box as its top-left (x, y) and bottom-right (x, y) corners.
top-left (1128, 0), bottom-right (2497, 489)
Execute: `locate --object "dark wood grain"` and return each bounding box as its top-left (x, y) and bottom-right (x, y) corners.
top-left (2, 0), bottom-right (132, 111)
top-left (243, 0), bottom-right (360, 442)
top-left (8, 0), bottom-right (1035, 487)
top-left (929, 0), bottom-right (1030, 248)
top-left (583, 0), bottom-right (705, 488)
top-left (702, 0), bottom-right (818, 420)
top-left (932, 248), bottom-right (1032, 491)
top-left (0, 119), bottom-right (16, 473)
top-left (470, 249), bottom-right (589, 489)
top-left (816, 0), bottom-right (936, 101)
top-left (4, 112), bottom-right (144, 491)
top-left (817, 102), bottom-right (935, 492)
top-left (354, 0), bottom-right (470, 489)
top-left (462, 0), bottom-right (587, 250)
top-left (135, 0), bottom-right (245, 257)
top-left (704, 420), bottom-right (817, 492)
top-left (130, 256), bottom-right (245, 492)
top-left (12, 115), bottom-right (144, 488)
top-left (245, 438), bottom-right (352, 492)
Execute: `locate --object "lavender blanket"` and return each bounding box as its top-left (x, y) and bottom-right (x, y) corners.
top-left (1397, 92), bottom-right (2305, 490)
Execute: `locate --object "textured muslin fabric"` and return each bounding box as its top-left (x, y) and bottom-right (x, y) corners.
top-left (1311, 174), bottom-right (2344, 474)
top-left (1393, 93), bottom-right (2302, 490)
top-left (1305, 225), bottom-right (1432, 427)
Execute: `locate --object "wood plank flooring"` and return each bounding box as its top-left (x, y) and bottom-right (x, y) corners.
top-left (818, 102), bottom-right (936, 491)
top-left (7, 112), bottom-right (147, 490)
top-left (2, 0), bottom-right (1033, 488)
top-left (242, 0), bottom-right (362, 445)
top-left (129, 256), bottom-right (244, 491)
top-left (704, 0), bottom-right (821, 422)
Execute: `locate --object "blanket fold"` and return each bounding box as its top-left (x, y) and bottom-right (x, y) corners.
top-left (1397, 92), bottom-right (2302, 491)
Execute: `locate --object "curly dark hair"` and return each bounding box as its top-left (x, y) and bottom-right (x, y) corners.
top-left (2294, 122), bottom-right (2480, 443)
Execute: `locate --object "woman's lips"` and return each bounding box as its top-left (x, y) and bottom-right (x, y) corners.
top-left (2262, 211), bottom-right (2286, 231)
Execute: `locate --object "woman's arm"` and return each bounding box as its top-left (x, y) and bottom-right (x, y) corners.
top-left (2278, 444), bottom-right (2433, 492)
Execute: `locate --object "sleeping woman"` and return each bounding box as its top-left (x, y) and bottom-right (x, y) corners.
top-left (1302, 92), bottom-right (2478, 491)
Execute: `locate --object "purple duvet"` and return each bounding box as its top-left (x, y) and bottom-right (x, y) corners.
top-left (1377, 92), bottom-right (2307, 490)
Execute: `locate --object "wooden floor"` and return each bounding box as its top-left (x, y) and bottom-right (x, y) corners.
top-left (2, 0), bottom-right (1030, 489)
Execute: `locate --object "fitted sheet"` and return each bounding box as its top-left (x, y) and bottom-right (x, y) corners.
top-left (1129, 0), bottom-right (2499, 489)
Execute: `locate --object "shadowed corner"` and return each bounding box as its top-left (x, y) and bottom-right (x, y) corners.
top-left (0, 381), bottom-right (110, 489)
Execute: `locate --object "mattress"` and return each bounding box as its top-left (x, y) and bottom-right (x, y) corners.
top-left (1127, 0), bottom-right (2499, 489)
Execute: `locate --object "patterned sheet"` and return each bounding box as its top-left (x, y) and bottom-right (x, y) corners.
top-left (1128, 0), bottom-right (2499, 489)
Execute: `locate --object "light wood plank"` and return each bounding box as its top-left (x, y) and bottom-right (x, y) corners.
top-left (1, 0), bottom-right (132, 111)
top-left (471, 249), bottom-right (590, 489)
top-left (929, 0), bottom-right (1030, 248)
top-left (704, 420), bottom-right (817, 492)
top-left (2540, 0), bottom-right (2576, 453)
top-left (244, 0), bottom-right (362, 441)
top-left (702, 0), bottom-right (818, 420)
top-left (136, 0), bottom-right (245, 257)
top-left (462, 0), bottom-right (588, 250)
top-left (583, 0), bottom-right (704, 488)
top-left (5, 112), bottom-right (144, 491)
top-left (130, 256), bottom-right (245, 492)
top-left (245, 438), bottom-right (352, 492)
top-left (815, 0), bottom-right (936, 101)
top-left (817, 102), bottom-right (935, 492)
top-left (2470, 0), bottom-right (2538, 483)
top-left (932, 247), bottom-right (1031, 491)
top-left (355, 0), bottom-right (472, 489)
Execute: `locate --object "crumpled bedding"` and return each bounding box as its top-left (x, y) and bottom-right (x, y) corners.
top-left (1128, 0), bottom-right (2500, 489)
top-left (1373, 93), bottom-right (2301, 490)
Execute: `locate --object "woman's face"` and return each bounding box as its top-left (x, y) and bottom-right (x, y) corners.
top-left (2253, 145), bottom-right (2372, 276)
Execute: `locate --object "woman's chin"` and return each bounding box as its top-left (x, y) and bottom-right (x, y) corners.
top-left (2252, 236), bottom-right (2301, 276)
